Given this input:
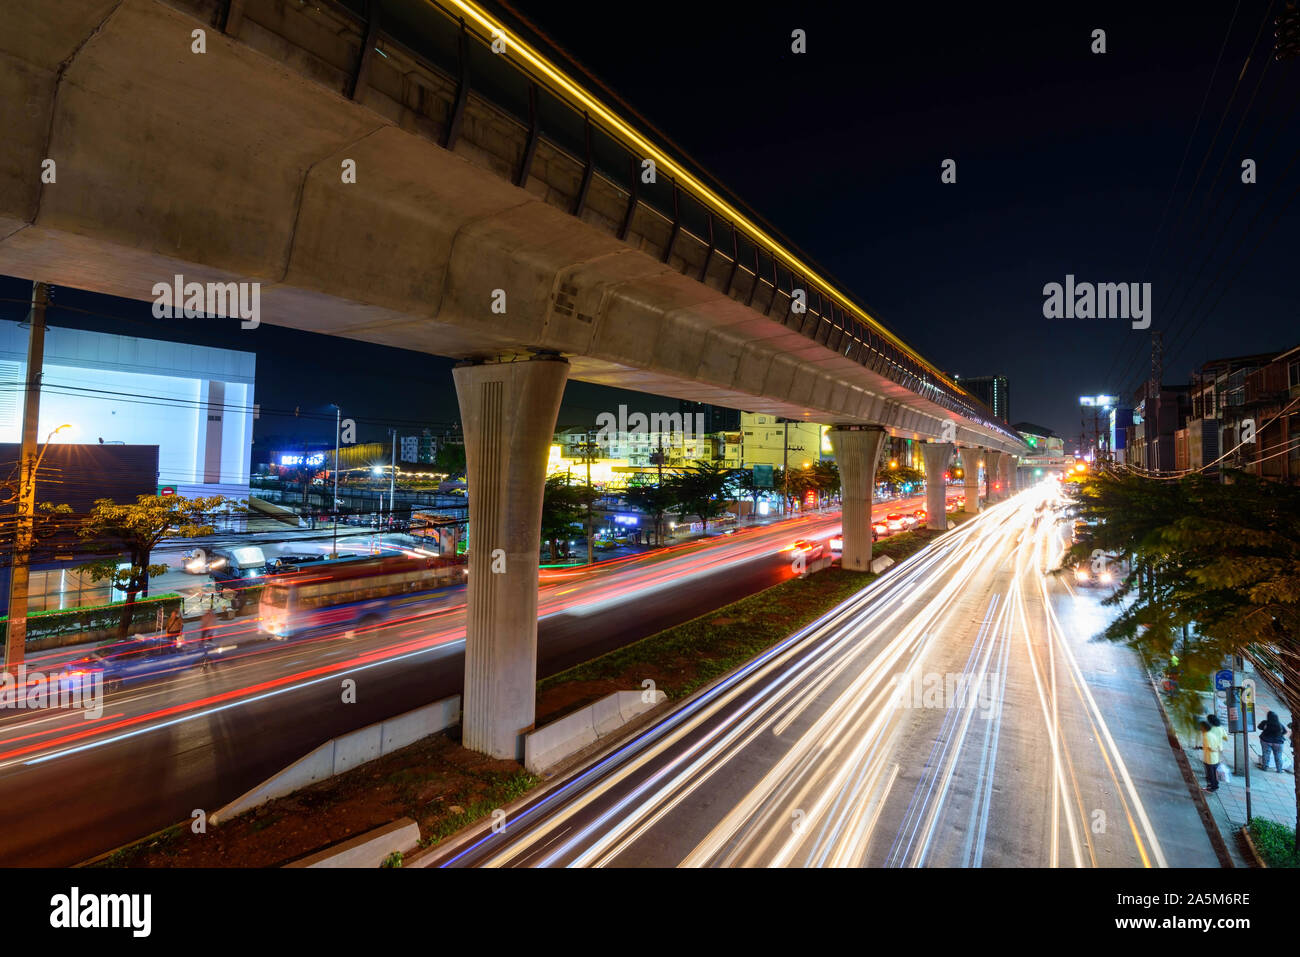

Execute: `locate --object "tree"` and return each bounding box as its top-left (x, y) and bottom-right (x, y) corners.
top-left (540, 475), bottom-right (594, 561)
top-left (666, 461), bottom-right (736, 535)
top-left (75, 494), bottom-right (242, 637)
top-left (623, 482), bottom-right (677, 545)
top-left (434, 443), bottom-right (467, 478)
top-left (1065, 469), bottom-right (1300, 851)
top-left (811, 461), bottom-right (841, 504)
top-left (782, 465), bottom-right (818, 509)
top-left (733, 469), bottom-right (769, 521)
top-left (876, 463), bottom-right (924, 493)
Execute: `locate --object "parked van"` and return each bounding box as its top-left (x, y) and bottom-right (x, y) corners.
top-left (208, 545), bottom-right (268, 583)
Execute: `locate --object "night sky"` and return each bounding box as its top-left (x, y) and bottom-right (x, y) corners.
top-left (3, 0), bottom-right (1297, 449)
top-left (496, 0), bottom-right (1300, 438)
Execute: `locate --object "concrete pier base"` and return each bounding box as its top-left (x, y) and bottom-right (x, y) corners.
top-left (920, 441), bottom-right (953, 530)
top-left (962, 451), bottom-right (981, 515)
top-left (985, 450), bottom-right (1004, 501)
top-left (828, 426), bottom-right (886, 572)
top-left (453, 355), bottom-right (569, 760)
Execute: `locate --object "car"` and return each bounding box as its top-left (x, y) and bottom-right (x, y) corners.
top-left (1072, 560), bottom-right (1116, 588)
top-left (829, 535), bottom-right (842, 552)
top-left (208, 545), bottom-right (269, 584)
top-left (885, 513), bottom-right (905, 532)
top-left (62, 633), bottom-right (218, 693)
top-left (913, 509), bottom-right (927, 523)
top-left (872, 520), bottom-right (889, 537)
top-left (1071, 520), bottom-right (1094, 546)
top-left (790, 539), bottom-right (825, 561)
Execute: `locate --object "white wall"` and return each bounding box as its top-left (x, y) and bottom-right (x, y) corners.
top-left (0, 323), bottom-right (255, 496)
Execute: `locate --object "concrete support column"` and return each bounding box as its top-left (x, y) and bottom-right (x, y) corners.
top-left (962, 450), bottom-right (981, 514)
top-left (920, 441), bottom-right (953, 530)
top-left (1002, 456), bottom-right (1017, 497)
top-left (985, 450), bottom-right (1004, 501)
top-left (828, 426), bottom-right (886, 571)
top-left (453, 354), bottom-right (569, 760)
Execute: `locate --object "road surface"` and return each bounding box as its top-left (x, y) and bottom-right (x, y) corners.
top-left (0, 494), bottom-right (940, 865)
top-left (433, 487), bottom-right (1216, 868)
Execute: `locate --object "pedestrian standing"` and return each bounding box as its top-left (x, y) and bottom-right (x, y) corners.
top-left (1195, 714), bottom-right (1229, 792)
top-left (1258, 711), bottom-right (1287, 772)
top-left (165, 608), bottom-right (185, 647)
top-left (199, 607), bottom-right (218, 645)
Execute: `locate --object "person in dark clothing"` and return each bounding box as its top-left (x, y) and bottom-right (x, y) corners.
top-left (1258, 711), bottom-right (1288, 772)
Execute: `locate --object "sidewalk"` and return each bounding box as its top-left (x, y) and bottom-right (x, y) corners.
top-left (1169, 658), bottom-right (1295, 863)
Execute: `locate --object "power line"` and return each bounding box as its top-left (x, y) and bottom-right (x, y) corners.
top-left (1102, 0), bottom-right (1247, 394)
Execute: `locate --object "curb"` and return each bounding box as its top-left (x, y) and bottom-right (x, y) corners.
top-left (75, 819), bottom-right (187, 868)
top-left (1239, 825), bottom-right (1267, 868)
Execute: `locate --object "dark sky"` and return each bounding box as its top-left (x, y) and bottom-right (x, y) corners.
top-left (3, 0), bottom-right (1297, 447)
top-left (494, 0), bottom-right (1300, 439)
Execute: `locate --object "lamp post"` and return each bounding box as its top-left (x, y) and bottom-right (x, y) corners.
top-left (331, 404), bottom-right (341, 558)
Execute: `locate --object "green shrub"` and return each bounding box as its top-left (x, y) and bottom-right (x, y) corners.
top-left (1249, 817), bottom-right (1300, 868)
top-left (0, 593), bottom-right (182, 646)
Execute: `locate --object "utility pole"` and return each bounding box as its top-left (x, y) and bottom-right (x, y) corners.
top-left (576, 439), bottom-right (599, 565)
top-left (5, 282), bottom-right (49, 676)
top-left (332, 404), bottom-right (340, 558)
top-left (782, 420), bottom-right (789, 515)
top-left (1149, 331), bottom-right (1163, 472)
top-left (585, 451), bottom-right (594, 565)
top-left (389, 429), bottom-right (397, 531)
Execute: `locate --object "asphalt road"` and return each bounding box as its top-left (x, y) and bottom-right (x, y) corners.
top-left (0, 494), bottom-right (935, 866)
top-left (431, 486), bottom-right (1217, 869)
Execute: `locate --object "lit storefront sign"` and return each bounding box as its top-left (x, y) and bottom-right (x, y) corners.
top-left (280, 453), bottom-right (326, 467)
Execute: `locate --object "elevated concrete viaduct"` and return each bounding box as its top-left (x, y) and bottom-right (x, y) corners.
top-left (1, 0), bottom-right (1027, 759)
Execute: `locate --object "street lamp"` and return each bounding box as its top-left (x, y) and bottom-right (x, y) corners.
top-left (36, 423), bottom-right (73, 471)
top-left (330, 404), bottom-right (341, 558)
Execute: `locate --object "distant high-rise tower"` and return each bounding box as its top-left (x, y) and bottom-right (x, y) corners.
top-left (955, 375), bottom-right (1010, 424)
top-left (679, 401), bottom-right (741, 433)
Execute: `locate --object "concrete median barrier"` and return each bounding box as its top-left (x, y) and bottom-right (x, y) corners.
top-left (525, 690), bottom-right (667, 775)
top-left (212, 696), bottom-right (460, 824)
top-left (284, 817), bottom-right (420, 868)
